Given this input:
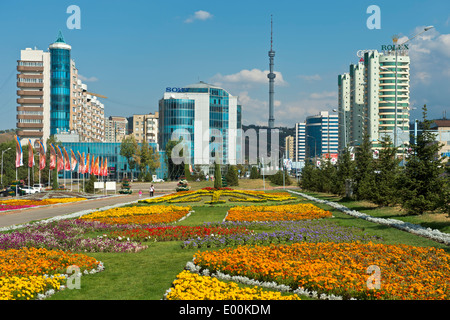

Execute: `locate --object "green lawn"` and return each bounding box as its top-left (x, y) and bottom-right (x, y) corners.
top-left (47, 190), bottom-right (450, 300)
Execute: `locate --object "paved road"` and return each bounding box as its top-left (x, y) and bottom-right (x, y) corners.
top-left (0, 192), bottom-right (167, 229)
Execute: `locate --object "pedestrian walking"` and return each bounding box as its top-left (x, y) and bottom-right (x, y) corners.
top-left (139, 190), bottom-right (142, 198)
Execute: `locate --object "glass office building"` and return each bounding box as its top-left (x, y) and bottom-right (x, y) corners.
top-left (49, 32), bottom-right (71, 135)
top-left (159, 82), bottom-right (242, 173)
top-left (305, 111), bottom-right (339, 159)
top-left (60, 142), bottom-right (167, 181)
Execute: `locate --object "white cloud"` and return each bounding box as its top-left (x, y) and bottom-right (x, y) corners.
top-left (78, 74), bottom-right (98, 82)
top-left (298, 74), bottom-right (322, 81)
top-left (211, 68), bottom-right (287, 87)
top-left (403, 26), bottom-right (450, 117)
top-left (309, 91), bottom-right (337, 99)
top-left (237, 90), bottom-right (337, 128)
top-left (184, 10), bottom-right (213, 23)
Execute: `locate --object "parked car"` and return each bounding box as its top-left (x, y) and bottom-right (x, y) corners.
top-left (19, 186), bottom-right (39, 195)
top-left (33, 184), bottom-right (45, 192)
top-left (153, 178), bottom-right (164, 183)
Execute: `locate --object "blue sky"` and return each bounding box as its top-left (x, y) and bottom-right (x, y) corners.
top-left (1, 0), bottom-right (449, 129)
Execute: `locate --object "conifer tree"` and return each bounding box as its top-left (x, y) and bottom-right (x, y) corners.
top-left (353, 133), bottom-right (376, 201)
top-left (400, 105), bottom-right (448, 215)
top-left (371, 134), bottom-right (401, 206)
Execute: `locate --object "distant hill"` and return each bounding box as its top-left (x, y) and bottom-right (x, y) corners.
top-left (0, 131), bottom-right (16, 144)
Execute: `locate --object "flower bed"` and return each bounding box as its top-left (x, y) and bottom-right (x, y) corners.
top-left (225, 203), bottom-right (332, 222)
top-left (193, 242), bottom-right (450, 300)
top-left (182, 220), bottom-right (381, 249)
top-left (0, 204), bottom-right (37, 211)
top-left (138, 189), bottom-right (297, 205)
top-left (0, 198), bottom-right (87, 209)
top-left (78, 205), bottom-right (191, 225)
top-left (109, 225), bottom-right (251, 242)
top-left (0, 247), bottom-right (103, 300)
top-left (0, 219), bottom-right (148, 253)
top-left (164, 270), bottom-right (301, 300)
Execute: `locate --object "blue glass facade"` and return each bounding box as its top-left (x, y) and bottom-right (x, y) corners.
top-left (60, 142), bottom-right (167, 181)
top-left (209, 88), bottom-right (229, 161)
top-left (159, 82), bottom-right (241, 168)
top-left (50, 44), bottom-right (71, 135)
top-left (159, 99), bottom-right (195, 162)
top-left (305, 113), bottom-right (339, 159)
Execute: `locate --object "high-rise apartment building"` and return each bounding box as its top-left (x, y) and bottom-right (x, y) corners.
top-left (131, 112), bottom-right (159, 144)
top-left (105, 116), bottom-right (128, 143)
top-left (17, 32), bottom-right (105, 145)
top-left (70, 60), bottom-right (105, 142)
top-left (338, 48), bottom-right (411, 151)
top-left (16, 48), bottom-right (51, 145)
top-left (294, 122), bottom-right (305, 162)
top-left (284, 135), bottom-right (294, 160)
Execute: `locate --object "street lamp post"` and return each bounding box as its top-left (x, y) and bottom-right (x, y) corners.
top-left (1, 148), bottom-right (12, 188)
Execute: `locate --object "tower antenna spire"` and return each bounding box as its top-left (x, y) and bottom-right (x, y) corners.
top-left (270, 14), bottom-right (273, 51)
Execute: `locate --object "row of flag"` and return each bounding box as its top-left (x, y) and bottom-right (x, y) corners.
top-left (15, 136), bottom-right (108, 176)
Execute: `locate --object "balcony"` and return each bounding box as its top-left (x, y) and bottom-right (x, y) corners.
top-left (17, 65), bottom-right (44, 72)
top-left (17, 82), bottom-right (44, 88)
top-left (17, 122), bottom-right (43, 128)
top-left (17, 130), bottom-right (43, 137)
top-left (17, 90), bottom-right (43, 96)
top-left (17, 98), bottom-right (44, 104)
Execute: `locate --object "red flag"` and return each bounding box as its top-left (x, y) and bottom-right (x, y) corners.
top-left (94, 157), bottom-right (100, 175)
top-left (77, 151), bottom-right (82, 173)
top-left (103, 158), bottom-right (108, 176)
top-left (71, 149), bottom-right (77, 171)
top-left (85, 154), bottom-right (90, 174)
top-left (49, 144), bottom-right (56, 170)
top-left (28, 140), bottom-right (34, 168)
top-left (90, 156), bottom-right (95, 175)
top-left (57, 146), bottom-right (64, 172)
top-left (39, 140), bottom-right (46, 171)
top-left (63, 147), bottom-right (71, 171)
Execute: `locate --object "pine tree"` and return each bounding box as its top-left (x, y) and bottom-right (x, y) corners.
top-left (371, 135), bottom-right (401, 206)
top-left (353, 133), bottom-right (376, 201)
top-left (249, 166), bottom-right (260, 179)
top-left (214, 162), bottom-right (222, 189)
top-left (334, 148), bottom-right (355, 196)
top-left (299, 159), bottom-right (317, 191)
top-left (319, 159), bottom-right (337, 194)
top-left (225, 165), bottom-right (239, 186)
top-left (400, 105), bottom-right (448, 215)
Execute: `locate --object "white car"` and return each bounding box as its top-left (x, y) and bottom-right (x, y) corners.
top-left (33, 184), bottom-right (45, 192)
top-left (153, 178), bottom-right (164, 183)
top-left (19, 186), bottom-right (39, 194)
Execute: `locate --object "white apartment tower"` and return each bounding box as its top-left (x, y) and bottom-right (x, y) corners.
top-left (16, 48), bottom-right (51, 146)
top-left (338, 48), bottom-right (410, 151)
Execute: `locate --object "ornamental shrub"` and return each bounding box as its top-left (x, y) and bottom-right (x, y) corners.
top-left (225, 165), bottom-right (239, 187)
top-left (249, 166), bottom-right (260, 179)
top-left (214, 162), bottom-right (222, 189)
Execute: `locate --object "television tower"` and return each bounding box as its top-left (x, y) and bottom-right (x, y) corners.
top-left (267, 15), bottom-right (276, 129)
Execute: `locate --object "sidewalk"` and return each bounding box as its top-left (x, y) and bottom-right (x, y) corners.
top-left (0, 192), bottom-right (165, 229)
